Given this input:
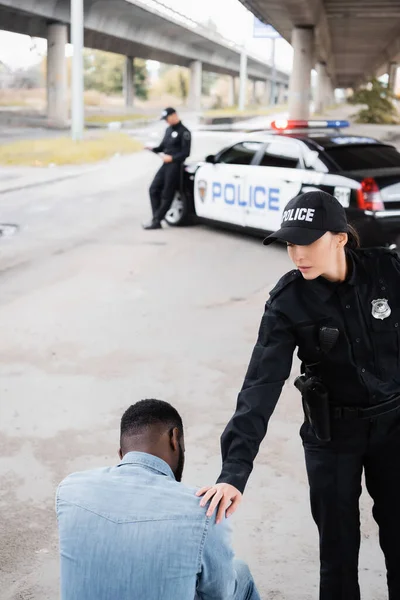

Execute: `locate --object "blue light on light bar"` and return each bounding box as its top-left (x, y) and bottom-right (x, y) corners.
top-left (271, 119), bottom-right (350, 130)
top-left (325, 120), bottom-right (350, 128)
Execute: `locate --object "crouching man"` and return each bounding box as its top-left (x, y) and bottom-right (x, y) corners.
top-left (56, 399), bottom-right (260, 600)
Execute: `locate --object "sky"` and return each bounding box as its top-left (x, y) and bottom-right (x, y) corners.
top-left (0, 0), bottom-right (293, 72)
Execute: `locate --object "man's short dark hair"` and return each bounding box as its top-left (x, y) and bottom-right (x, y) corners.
top-left (120, 399), bottom-right (183, 446)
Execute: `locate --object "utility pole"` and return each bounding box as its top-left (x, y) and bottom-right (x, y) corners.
top-left (71, 0), bottom-right (84, 140)
top-left (270, 37), bottom-right (276, 105)
top-left (239, 46), bottom-right (248, 111)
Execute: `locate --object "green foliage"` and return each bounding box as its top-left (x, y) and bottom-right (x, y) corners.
top-left (202, 71), bottom-right (218, 96)
top-left (83, 50), bottom-right (148, 99)
top-left (134, 59), bottom-right (148, 100)
top-left (159, 65), bottom-right (189, 100)
top-left (348, 78), bottom-right (399, 124)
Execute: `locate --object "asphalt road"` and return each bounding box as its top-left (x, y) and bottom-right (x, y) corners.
top-left (0, 132), bottom-right (386, 600)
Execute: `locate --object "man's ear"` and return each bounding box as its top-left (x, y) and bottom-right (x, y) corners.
top-left (169, 427), bottom-right (180, 452)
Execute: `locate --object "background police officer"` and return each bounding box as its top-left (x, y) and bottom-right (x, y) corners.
top-left (143, 107), bottom-right (191, 230)
top-left (197, 191), bottom-right (400, 599)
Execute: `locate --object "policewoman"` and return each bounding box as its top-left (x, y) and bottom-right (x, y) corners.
top-left (197, 190), bottom-right (400, 599)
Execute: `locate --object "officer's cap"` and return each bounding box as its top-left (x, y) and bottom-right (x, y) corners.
top-left (160, 107), bottom-right (177, 120)
top-left (263, 191), bottom-right (348, 246)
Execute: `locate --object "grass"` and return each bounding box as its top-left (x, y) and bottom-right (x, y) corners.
top-left (204, 104), bottom-right (288, 117)
top-left (0, 133), bottom-right (143, 167)
top-left (85, 113), bottom-right (155, 124)
top-left (0, 99), bottom-right (29, 107)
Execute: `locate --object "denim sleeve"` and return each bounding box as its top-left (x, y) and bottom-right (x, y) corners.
top-left (196, 516), bottom-right (237, 600)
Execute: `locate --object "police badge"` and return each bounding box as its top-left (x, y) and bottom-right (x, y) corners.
top-left (371, 298), bottom-right (391, 320)
top-left (198, 180), bottom-right (207, 203)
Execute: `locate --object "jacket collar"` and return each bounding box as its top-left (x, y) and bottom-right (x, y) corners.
top-left (303, 249), bottom-right (368, 302)
top-left (118, 451), bottom-right (175, 481)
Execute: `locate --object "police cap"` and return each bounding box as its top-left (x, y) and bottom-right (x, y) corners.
top-left (263, 190), bottom-right (348, 246)
top-left (160, 107), bottom-right (177, 120)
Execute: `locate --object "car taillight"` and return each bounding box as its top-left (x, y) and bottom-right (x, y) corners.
top-left (356, 178), bottom-right (384, 211)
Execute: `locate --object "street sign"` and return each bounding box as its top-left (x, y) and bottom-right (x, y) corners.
top-left (253, 17), bottom-right (281, 39)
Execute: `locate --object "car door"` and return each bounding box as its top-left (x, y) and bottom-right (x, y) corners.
top-left (194, 141), bottom-right (263, 227)
top-left (245, 138), bottom-right (309, 232)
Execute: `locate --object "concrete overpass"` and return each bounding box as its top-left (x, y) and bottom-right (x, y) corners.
top-left (0, 0), bottom-right (289, 123)
top-left (240, 0), bottom-right (400, 118)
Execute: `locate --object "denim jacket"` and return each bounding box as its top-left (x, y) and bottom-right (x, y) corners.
top-left (56, 452), bottom-right (239, 600)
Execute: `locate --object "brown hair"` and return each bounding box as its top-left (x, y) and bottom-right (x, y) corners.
top-left (345, 224), bottom-right (361, 249)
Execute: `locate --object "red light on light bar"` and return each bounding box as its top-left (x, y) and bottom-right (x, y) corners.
top-left (271, 119), bottom-right (308, 130)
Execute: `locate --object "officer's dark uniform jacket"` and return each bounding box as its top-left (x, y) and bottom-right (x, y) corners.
top-left (152, 121), bottom-right (191, 163)
top-left (217, 247), bottom-right (400, 494)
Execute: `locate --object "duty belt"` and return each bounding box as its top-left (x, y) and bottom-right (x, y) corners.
top-left (332, 395), bottom-right (400, 420)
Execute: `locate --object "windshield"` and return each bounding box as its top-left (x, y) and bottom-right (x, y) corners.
top-left (323, 144), bottom-right (400, 171)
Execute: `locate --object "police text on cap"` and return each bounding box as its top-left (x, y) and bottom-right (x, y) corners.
top-left (282, 208), bottom-right (315, 223)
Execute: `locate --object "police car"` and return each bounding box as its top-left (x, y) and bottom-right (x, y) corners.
top-left (165, 119), bottom-right (400, 248)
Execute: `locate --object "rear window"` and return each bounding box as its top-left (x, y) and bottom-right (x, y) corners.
top-left (323, 144), bottom-right (400, 170)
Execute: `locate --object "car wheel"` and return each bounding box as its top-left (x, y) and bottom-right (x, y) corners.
top-left (165, 190), bottom-right (191, 227)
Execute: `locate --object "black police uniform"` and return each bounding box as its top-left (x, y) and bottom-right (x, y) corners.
top-left (149, 121), bottom-right (191, 224)
top-left (217, 192), bottom-right (400, 600)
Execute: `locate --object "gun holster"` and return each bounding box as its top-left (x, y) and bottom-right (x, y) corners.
top-left (294, 375), bottom-right (331, 442)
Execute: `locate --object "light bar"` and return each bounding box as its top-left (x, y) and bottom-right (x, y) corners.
top-left (271, 119), bottom-right (350, 131)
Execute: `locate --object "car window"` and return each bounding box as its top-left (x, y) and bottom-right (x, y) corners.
top-left (217, 142), bottom-right (263, 165)
top-left (259, 140), bottom-right (301, 168)
top-left (323, 144), bottom-right (400, 170)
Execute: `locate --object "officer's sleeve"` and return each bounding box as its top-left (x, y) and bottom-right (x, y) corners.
top-left (216, 302), bottom-right (296, 494)
top-left (152, 130), bottom-right (167, 154)
top-left (171, 129), bottom-right (191, 162)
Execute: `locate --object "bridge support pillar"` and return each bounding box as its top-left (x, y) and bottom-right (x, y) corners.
top-left (388, 61), bottom-right (398, 93)
top-left (315, 61), bottom-right (328, 114)
top-left (227, 76), bottom-right (236, 107)
top-left (251, 80), bottom-right (258, 105)
top-left (124, 56), bottom-right (135, 108)
top-left (326, 77), bottom-right (335, 107)
top-left (288, 26), bottom-right (314, 119)
top-left (277, 83), bottom-right (286, 105)
top-left (238, 48), bottom-right (248, 110)
top-left (189, 60), bottom-right (202, 112)
top-left (47, 23), bottom-right (68, 125)
top-left (263, 79), bottom-right (271, 106)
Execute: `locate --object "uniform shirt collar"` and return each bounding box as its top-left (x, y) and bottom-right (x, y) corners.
top-left (304, 249), bottom-right (367, 302)
top-left (118, 451), bottom-right (176, 481)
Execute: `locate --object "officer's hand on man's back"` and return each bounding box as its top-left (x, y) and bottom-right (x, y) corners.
top-left (196, 483), bottom-right (242, 524)
top-left (163, 154), bottom-right (173, 163)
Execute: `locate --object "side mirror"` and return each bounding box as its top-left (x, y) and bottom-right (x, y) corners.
top-left (205, 154), bottom-right (216, 164)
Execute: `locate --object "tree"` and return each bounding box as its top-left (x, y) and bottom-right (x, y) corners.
top-left (9, 64), bottom-right (43, 89)
top-left (134, 59), bottom-right (148, 100)
top-left (348, 78), bottom-right (399, 124)
top-left (83, 50), bottom-right (148, 99)
top-left (84, 50), bottom-right (123, 94)
top-left (202, 71), bottom-right (218, 96)
top-left (157, 65), bottom-right (189, 101)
